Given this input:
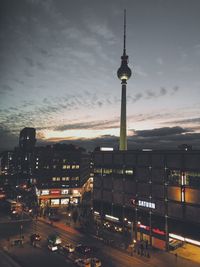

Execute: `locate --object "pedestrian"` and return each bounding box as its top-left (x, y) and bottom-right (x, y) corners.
top-left (140, 242), bottom-right (144, 256)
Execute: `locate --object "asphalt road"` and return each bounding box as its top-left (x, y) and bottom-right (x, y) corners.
top-left (1, 218), bottom-right (200, 267)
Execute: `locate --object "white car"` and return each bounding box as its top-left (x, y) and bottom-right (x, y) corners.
top-left (48, 243), bottom-right (58, 251)
top-left (75, 258), bottom-right (91, 267)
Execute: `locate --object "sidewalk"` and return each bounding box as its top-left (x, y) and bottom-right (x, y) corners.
top-left (170, 243), bottom-right (200, 264)
top-left (37, 216), bottom-right (83, 236)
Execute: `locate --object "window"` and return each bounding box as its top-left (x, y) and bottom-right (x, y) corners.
top-left (186, 171), bottom-right (200, 188)
top-left (72, 165), bottom-right (76, 169)
top-left (103, 168), bottom-right (113, 174)
top-left (94, 168), bottom-right (102, 174)
top-left (62, 177), bottom-right (70, 181)
top-left (62, 165), bottom-right (67, 169)
top-left (71, 177), bottom-right (79, 181)
top-left (76, 165), bottom-right (80, 169)
top-left (168, 170), bottom-right (181, 186)
top-left (125, 169), bottom-right (133, 175)
top-left (52, 177), bottom-right (61, 181)
top-left (113, 169), bottom-right (123, 174)
top-left (51, 199), bottom-right (59, 205)
top-left (61, 198), bottom-right (69, 205)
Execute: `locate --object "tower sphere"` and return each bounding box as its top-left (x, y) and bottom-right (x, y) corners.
top-left (117, 58), bottom-right (132, 81)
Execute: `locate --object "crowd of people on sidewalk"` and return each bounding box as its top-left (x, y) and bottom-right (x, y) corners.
top-left (131, 239), bottom-right (150, 258)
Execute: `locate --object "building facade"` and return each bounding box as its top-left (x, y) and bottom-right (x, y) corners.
top-left (93, 149), bottom-right (200, 250)
top-left (34, 144), bottom-right (91, 207)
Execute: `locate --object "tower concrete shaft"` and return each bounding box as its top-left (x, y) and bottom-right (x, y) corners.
top-left (120, 82), bottom-right (127, 150)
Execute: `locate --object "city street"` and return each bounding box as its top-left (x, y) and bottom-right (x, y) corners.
top-left (1, 215), bottom-right (200, 267)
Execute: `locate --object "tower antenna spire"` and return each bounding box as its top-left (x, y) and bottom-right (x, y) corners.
top-left (123, 9), bottom-right (126, 55)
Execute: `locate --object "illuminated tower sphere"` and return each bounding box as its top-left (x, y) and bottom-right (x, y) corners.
top-left (117, 9), bottom-right (132, 150)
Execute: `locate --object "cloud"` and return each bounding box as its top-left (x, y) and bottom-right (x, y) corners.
top-left (38, 129), bottom-right (200, 152)
top-left (54, 119), bottom-right (119, 131)
top-left (133, 126), bottom-right (191, 138)
top-left (0, 126), bottom-right (18, 152)
top-left (167, 117), bottom-right (200, 125)
top-left (134, 65), bottom-right (148, 77)
top-left (0, 84), bottom-right (13, 94)
top-left (156, 57), bottom-right (163, 65)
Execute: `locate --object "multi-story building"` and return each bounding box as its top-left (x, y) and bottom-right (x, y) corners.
top-left (19, 127), bottom-right (36, 151)
top-left (93, 148), bottom-right (200, 250)
top-left (12, 128), bottom-right (37, 184)
top-left (34, 144), bottom-right (91, 207)
top-left (0, 151), bottom-right (15, 177)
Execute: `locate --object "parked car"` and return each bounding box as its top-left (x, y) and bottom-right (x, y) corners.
top-left (48, 243), bottom-right (58, 252)
top-left (75, 258), bottom-right (91, 267)
top-left (58, 243), bottom-right (75, 254)
top-left (47, 234), bottom-right (62, 245)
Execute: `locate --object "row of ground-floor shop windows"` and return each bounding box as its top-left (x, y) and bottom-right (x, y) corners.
top-left (39, 197), bottom-right (79, 206)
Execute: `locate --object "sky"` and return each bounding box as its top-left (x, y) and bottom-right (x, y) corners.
top-left (0, 0), bottom-right (200, 152)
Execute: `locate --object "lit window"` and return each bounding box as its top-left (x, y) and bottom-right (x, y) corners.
top-left (62, 165), bottom-right (67, 169)
top-left (94, 168), bottom-right (102, 174)
top-left (76, 165), bottom-right (80, 169)
top-left (72, 165), bottom-right (76, 169)
top-left (67, 165), bottom-right (70, 169)
top-left (71, 177), bottom-right (79, 181)
top-left (53, 165), bottom-right (56, 169)
top-left (103, 168), bottom-right (113, 174)
top-left (61, 177), bottom-right (70, 181)
top-left (52, 177), bottom-right (57, 181)
top-left (125, 169), bottom-right (133, 175)
top-left (56, 177), bottom-right (60, 181)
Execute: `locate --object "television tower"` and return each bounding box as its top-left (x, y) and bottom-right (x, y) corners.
top-left (117, 9), bottom-right (132, 150)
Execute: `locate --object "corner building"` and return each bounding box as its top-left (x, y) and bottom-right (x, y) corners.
top-left (93, 149), bottom-right (200, 250)
top-left (34, 144), bottom-right (91, 207)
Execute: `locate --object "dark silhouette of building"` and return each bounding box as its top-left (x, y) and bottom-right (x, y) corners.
top-left (19, 127), bottom-right (36, 151)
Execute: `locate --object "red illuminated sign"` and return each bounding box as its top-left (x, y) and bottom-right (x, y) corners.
top-left (138, 224), bottom-right (165, 236)
top-left (152, 228), bottom-right (165, 236)
top-left (50, 190), bottom-right (60, 195)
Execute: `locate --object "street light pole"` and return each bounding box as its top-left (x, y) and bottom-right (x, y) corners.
top-left (134, 207), bottom-right (138, 241)
top-left (149, 210), bottom-right (152, 246)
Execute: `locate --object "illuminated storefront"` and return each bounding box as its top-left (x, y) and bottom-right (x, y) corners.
top-left (36, 187), bottom-right (82, 207)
